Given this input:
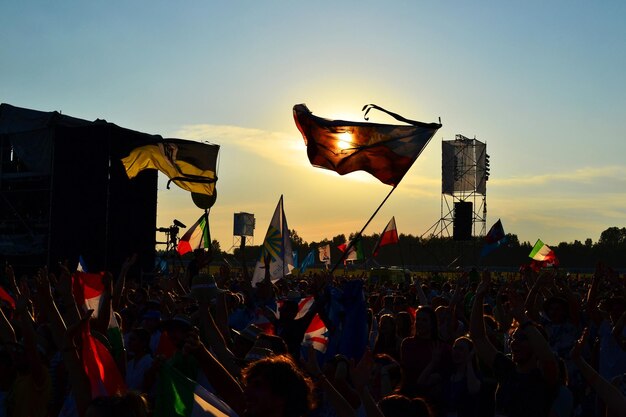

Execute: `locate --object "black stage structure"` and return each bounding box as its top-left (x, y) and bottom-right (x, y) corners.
top-left (0, 103), bottom-right (158, 276)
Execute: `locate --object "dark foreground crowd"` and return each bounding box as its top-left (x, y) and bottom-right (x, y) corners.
top-left (1, 250), bottom-right (626, 417)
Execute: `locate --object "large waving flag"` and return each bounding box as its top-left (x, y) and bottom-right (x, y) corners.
top-left (299, 250), bottom-right (315, 273)
top-left (372, 217), bottom-right (399, 257)
top-left (251, 196), bottom-right (295, 286)
top-left (480, 219), bottom-right (508, 257)
top-left (293, 104), bottom-right (441, 186)
top-left (155, 363), bottom-right (238, 417)
top-left (529, 239), bottom-right (559, 269)
top-left (318, 244), bottom-right (331, 267)
top-left (122, 139), bottom-right (219, 197)
top-left (178, 213), bottom-right (211, 256)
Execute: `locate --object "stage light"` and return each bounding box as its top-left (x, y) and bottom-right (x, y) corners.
top-left (173, 219), bottom-right (187, 228)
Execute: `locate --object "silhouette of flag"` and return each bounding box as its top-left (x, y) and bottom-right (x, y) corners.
top-left (480, 219), bottom-right (507, 257)
top-left (251, 196), bottom-right (294, 286)
top-left (122, 139), bottom-right (219, 197)
top-left (372, 217), bottom-right (399, 257)
top-left (293, 104), bottom-right (441, 186)
top-left (178, 213), bottom-right (211, 256)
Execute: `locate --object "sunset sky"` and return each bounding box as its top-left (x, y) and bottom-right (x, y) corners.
top-left (3, 2), bottom-right (625, 252)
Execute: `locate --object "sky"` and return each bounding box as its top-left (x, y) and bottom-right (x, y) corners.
top-left (2, 1), bottom-right (625, 252)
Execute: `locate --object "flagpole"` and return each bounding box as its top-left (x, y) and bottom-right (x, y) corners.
top-left (330, 186), bottom-right (397, 274)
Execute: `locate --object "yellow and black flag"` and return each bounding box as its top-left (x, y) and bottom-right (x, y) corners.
top-left (121, 139), bottom-right (219, 197)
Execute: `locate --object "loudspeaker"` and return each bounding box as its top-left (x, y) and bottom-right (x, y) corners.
top-left (453, 201), bottom-right (473, 241)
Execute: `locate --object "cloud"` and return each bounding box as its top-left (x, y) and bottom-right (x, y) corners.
top-left (173, 124), bottom-right (308, 170)
top-left (490, 165), bottom-right (626, 187)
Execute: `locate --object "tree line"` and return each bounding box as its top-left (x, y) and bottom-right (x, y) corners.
top-left (216, 226), bottom-right (626, 270)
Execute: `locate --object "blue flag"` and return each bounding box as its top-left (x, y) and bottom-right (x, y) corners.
top-left (480, 219), bottom-right (507, 257)
top-left (299, 250), bottom-right (315, 273)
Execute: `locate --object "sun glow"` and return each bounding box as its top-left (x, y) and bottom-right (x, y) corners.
top-left (337, 132), bottom-right (353, 150)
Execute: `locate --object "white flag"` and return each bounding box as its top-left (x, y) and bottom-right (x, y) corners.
top-left (318, 244), bottom-right (331, 266)
top-left (251, 196), bottom-right (295, 286)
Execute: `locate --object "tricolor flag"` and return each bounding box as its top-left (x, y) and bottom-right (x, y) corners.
top-left (81, 322), bottom-right (126, 398)
top-left (178, 213), bottom-right (211, 256)
top-left (155, 363), bottom-right (238, 417)
top-left (372, 217), bottom-right (399, 257)
top-left (301, 313), bottom-right (329, 353)
top-left (122, 139), bottom-right (219, 197)
top-left (318, 244), bottom-right (331, 267)
top-left (73, 272), bottom-right (124, 359)
top-left (251, 196), bottom-right (294, 286)
top-left (529, 239), bottom-right (559, 268)
top-left (338, 239), bottom-right (364, 264)
top-left (299, 250), bottom-right (315, 274)
top-left (293, 104), bottom-right (441, 186)
top-left (480, 219), bottom-right (508, 258)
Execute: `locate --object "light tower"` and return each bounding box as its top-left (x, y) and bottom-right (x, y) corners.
top-left (424, 135), bottom-right (489, 239)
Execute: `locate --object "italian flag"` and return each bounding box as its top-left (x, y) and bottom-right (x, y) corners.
top-left (73, 272), bottom-right (124, 361)
top-left (338, 239), bottom-right (364, 263)
top-left (529, 239), bottom-right (559, 265)
top-left (372, 216), bottom-right (399, 257)
top-left (178, 213), bottom-right (211, 256)
top-left (155, 363), bottom-right (238, 417)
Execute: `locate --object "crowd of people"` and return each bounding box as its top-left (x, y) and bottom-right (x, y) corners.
top-left (1, 250), bottom-right (626, 417)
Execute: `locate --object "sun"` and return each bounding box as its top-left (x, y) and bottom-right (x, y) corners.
top-left (337, 132), bottom-right (353, 150)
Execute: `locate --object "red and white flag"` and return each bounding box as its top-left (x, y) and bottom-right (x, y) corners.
top-left (302, 313), bottom-right (328, 353)
top-left (372, 217), bottom-right (399, 257)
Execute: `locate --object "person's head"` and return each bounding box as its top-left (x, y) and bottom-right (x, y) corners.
top-left (509, 327), bottom-right (534, 365)
top-left (414, 306), bottom-right (438, 340)
top-left (383, 295), bottom-right (394, 309)
top-left (378, 314), bottom-right (396, 336)
top-left (395, 311), bottom-right (413, 339)
top-left (451, 336), bottom-right (474, 365)
top-left (378, 394), bottom-right (433, 417)
top-left (242, 354), bottom-right (314, 417)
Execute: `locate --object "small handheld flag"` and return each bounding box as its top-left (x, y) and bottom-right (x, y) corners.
top-left (372, 216), bottom-right (399, 257)
top-left (480, 219), bottom-right (507, 258)
top-left (177, 213), bottom-right (211, 256)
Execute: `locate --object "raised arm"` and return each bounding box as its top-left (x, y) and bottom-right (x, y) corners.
top-left (469, 271), bottom-right (498, 368)
top-left (571, 328), bottom-right (626, 416)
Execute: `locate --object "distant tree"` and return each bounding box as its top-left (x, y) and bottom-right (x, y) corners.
top-left (290, 229), bottom-right (305, 248)
top-left (585, 238), bottom-right (593, 248)
top-left (598, 227), bottom-right (626, 246)
top-left (211, 239), bottom-right (221, 253)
